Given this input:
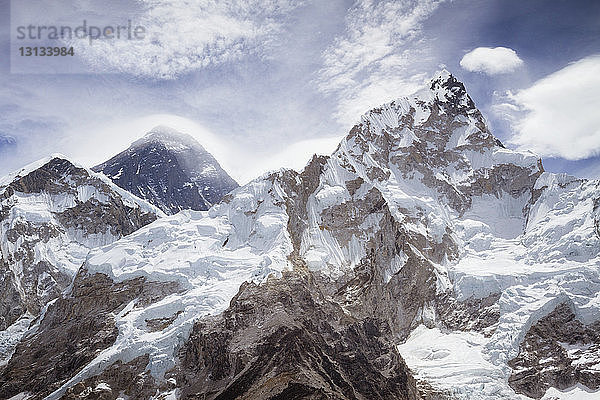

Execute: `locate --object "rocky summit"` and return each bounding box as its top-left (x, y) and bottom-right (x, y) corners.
top-left (0, 156), bottom-right (162, 368)
top-left (93, 126), bottom-right (239, 215)
top-left (0, 71), bottom-right (599, 400)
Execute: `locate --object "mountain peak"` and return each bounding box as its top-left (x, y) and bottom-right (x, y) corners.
top-left (428, 70), bottom-right (475, 110)
top-left (0, 153), bottom-right (75, 187)
top-left (145, 125), bottom-right (189, 139)
top-left (431, 68), bottom-right (452, 83)
top-left (342, 68), bottom-right (539, 216)
top-left (134, 125), bottom-right (206, 153)
top-left (353, 69), bottom-right (484, 147)
top-left (94, 126), bottom-right (238, 214)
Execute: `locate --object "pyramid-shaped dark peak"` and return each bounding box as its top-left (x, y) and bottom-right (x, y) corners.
top-left (93, 126), bottom-right (238, 214)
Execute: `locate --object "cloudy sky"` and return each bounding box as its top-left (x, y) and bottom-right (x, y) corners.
top-left (0, 0), bottom-right (599, 183)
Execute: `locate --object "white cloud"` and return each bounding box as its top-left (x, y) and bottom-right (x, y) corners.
top-left (69, 0), bottom-right (302, 79)
top-left (501, 55), bottom-right (600, 160)
top-left (460, 47), bottom-right (523, 75)
top-left (316, 0), bottom-right (444, 126)
top-left (244, 135), bottom-right (343, 184)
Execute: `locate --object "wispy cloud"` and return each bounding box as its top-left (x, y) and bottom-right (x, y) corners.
top-left (496, 55), bottom-right (600, 160)
top-left (460, 47), bottom-right (523, 75)
top-left (0, 134), bottom-right (16, 148)
top-left (316, 0), bottom-right (444, 125)
top-left (69, 0), bottom-right (303, 79)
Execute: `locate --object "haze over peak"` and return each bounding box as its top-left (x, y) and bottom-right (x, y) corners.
top-left (134, 125), bottom-right (205, 150)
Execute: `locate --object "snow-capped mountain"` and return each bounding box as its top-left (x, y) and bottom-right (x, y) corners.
top-left (0, 155), bottom-right (164, 368)
top-left (93, 126), bottom-right (239, 215)
top-left (1, 72), bottom-right (599, 400)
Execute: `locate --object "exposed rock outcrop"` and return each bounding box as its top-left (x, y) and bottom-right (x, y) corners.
top-left (173, 271), bottom-right (421, 400)
top-left (0, 269), bottom-right (180, 399)
top-left (61, 355), bottom-right (156, 400)
top-left (508, 302), bottom-right (600, 398)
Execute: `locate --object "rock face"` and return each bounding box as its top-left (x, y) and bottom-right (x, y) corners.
top-left (0, 268), bottom-right (180, 399)
top-left (0, 156), bottom-right (162, 364)
top-left (174, 271), bottom-right (421, 400)
top-left (1, 71), bottom-right (599, 400)
top-left (93, 126), bottom-right (239, 215)
top-left (508, 302), bottom-right (600, 398)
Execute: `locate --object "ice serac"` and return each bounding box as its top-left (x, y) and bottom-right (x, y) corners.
top-left (0, 155), bottom-right (163, 366)
top-left (93, 126), bottom-right (239, 215)
top-left (1, 71), bottom-right (599, 400)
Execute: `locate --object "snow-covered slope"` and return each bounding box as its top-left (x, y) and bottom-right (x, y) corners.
top-left (93, 126), bottom-right (239, 215)
top-left (1, 72), bottom-right (599, 400)
top-left (321, 71), bottom-right (600, 399)
top-left (42, 174), bottom-right (294, 398)
top-left (0, 155), bottom-right (163, 366)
